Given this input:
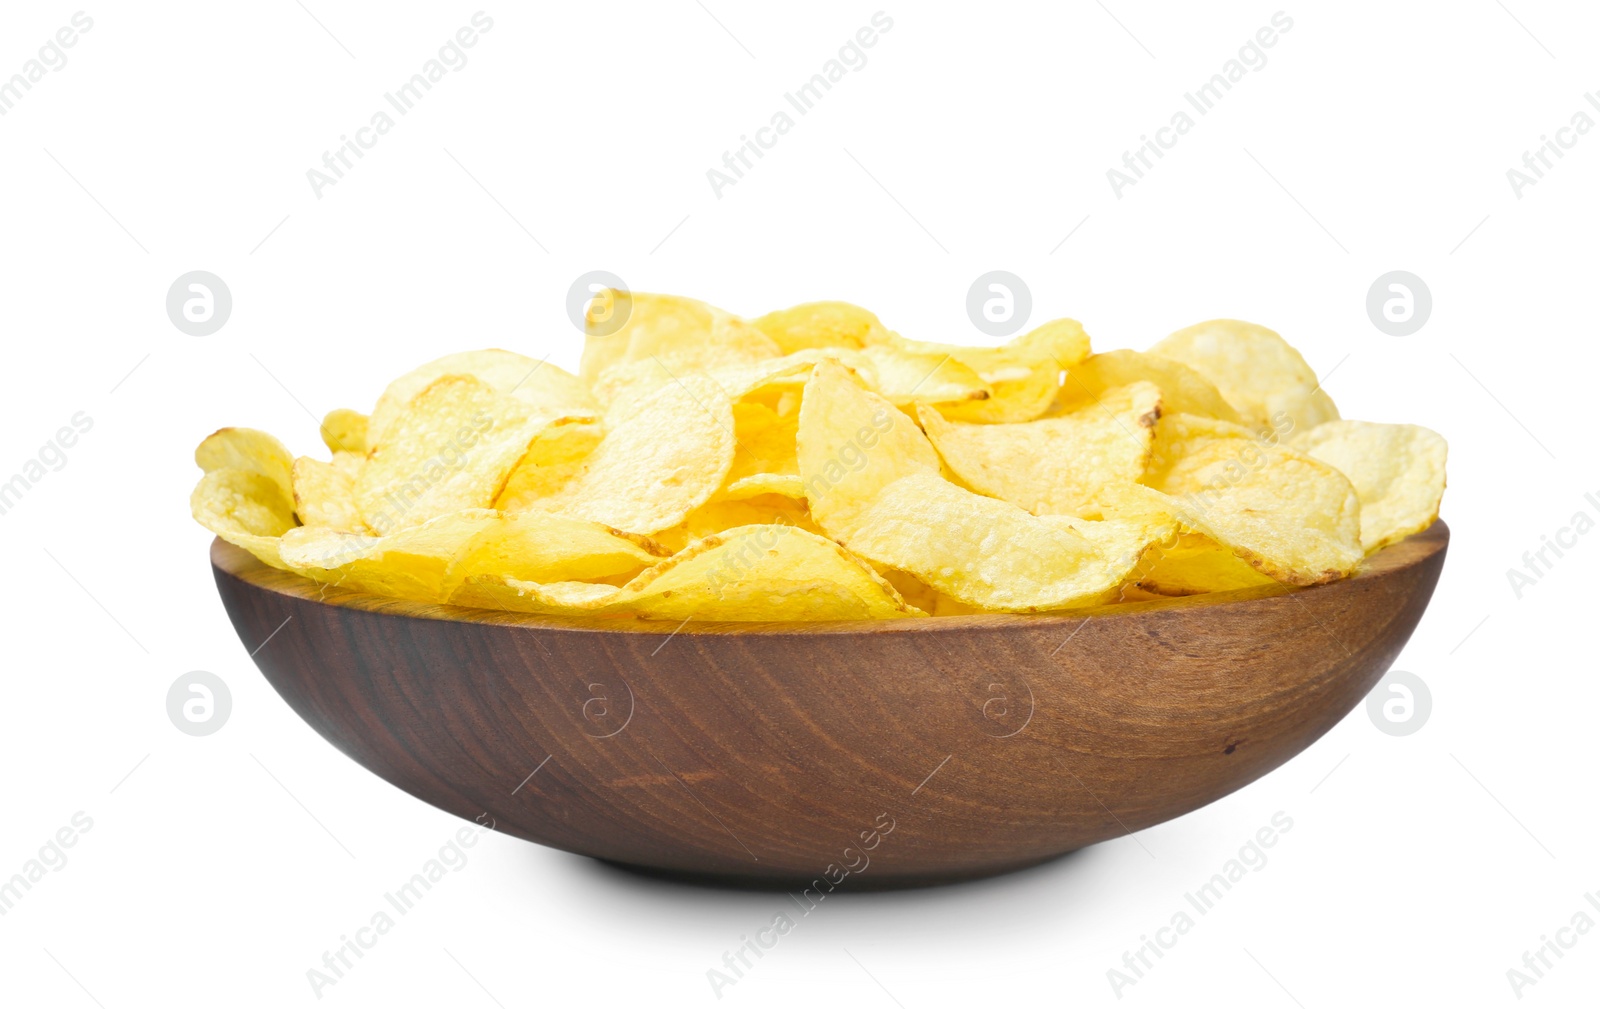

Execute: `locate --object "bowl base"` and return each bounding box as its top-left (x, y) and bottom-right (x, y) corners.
top-left (589, 850), bottom-right (1083, 892)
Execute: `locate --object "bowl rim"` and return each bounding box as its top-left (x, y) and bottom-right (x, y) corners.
top-left (210, 520), bottom-right (1448, 637)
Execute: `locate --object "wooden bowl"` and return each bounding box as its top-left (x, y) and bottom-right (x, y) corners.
top-left (212, 521), bottom-right (1447, 889)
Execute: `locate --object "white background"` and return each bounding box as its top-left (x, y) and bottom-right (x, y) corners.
top-left (1, 1), bottom-right (1595, 1005)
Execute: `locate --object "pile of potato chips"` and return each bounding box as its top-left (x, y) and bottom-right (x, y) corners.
top-left (192, 293), bottom-right (1447, 621)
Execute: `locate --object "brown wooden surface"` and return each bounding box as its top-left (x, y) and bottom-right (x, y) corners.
top-left (211, 521), bottom-right (1447, 888)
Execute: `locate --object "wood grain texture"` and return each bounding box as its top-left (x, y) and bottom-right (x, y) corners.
top-left (212, 521), bottom-right (1447, 888)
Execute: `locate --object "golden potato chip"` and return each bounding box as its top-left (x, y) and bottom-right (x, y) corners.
top-left (440, 511), bottom-right (665, 593)
top-left (581, 292), bottom-right (780, 404)
top-left (930, 593), bottom-right (987, 616)
top-left (601, 348), bottom-right (863, 424)
top-left (588, 358), bottom-right (714, 416)
top-left (1151, 320), bottom-right (1339, 433)
top-left (1294, 420), bottom-right (1447, 552)
top-left (757, 311), bottom-right (1088, 415)
top-left (1144, 412), bottom-right (1260, 479)
top-left (684, 494), bottom-right (820, 539)
top-left (858, 344), bottom-right (992, 405)
top-left (705, 350), bottom-right (861, 399)
top-left (355, 375), bottom-right (555, 534)
top-left (917, 381), bottom-right (1162, 515)
top-left (798, 362), bottom-right (1171, 610)
top-left (902, 316), bottom-right (1091, 372)
top-left (1136, 532), bottom-right (1277, 596)
top-left (453, 524), bottom-right (915, 621)
top-left (291, 456), bottom-right (365, 532)
top-left (752, 301), bottom-right (888, 352)
top-left (874, 566), bottom-right (940, 614)
top-left (320, 409), bottom-right (368, 455)
top-left (720, 473), bottom-right (806, 502)
top-left (718, 402), bottom-right (800, 501)
top-left (796, 360), bottom-right (942, 531)
top-left (753, 303), bottom-right (994, 404)
top-left (1144, 413), bottom-right (1363, 584)
top-left (1068, 479), bottom-right (1185, 524)
top-left (925, 319), bottom-right (1092, 423)
top-left (1052, 349), bottom-right (1243, 423)
top-left (368, 349), bottom-right (597, 446)
top-left (764, 386), bottom-right (803, 415)
top-left (632, 523), bottom-right (915, 620)
top-left (648, 526), bottom-right (691, 556)
top-left (191, 468), bottom-right (297, 569)
top-left (449, 577), bottom-right (623, 615)
top-left (280, 510), bottom-right (498, 602)
top-left (331, 451), bottom-right (364, 479)
top-left (835, 473), bottom-right (1171, 611)
top-left (495, 419), bottom-right (605, 512)
top-left (532, 376), bottom-right (736, 534)
top-left (195, 427), bottom-right (294, 506)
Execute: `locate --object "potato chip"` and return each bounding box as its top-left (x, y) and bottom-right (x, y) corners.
top-left (719, 473), bottom-right (806, 502)
top-left (633, 523), bottom-right (915, 620)
top-left (440, 511), bottom-right (665, 593)
top-left (291, 456), bottom-right (365, 532)
top-left (1066, 479), bottom-right (1185, 525)
top-left (752, 301), bottom-right (888, 352)
top-left (760, 303), bottom-right (1101, 410)
top-left (1144, 413), bottom-right (1363, 585)
top-left (601, 348), bottom-right (863, 424)
top-left (532, 376), bottom-right (736, 534)
top-left (581, 292), bottom-right (781, 404)
top-left (367, 349), bottom-right (597, 447)
top-left (705, 350), bottom-right (863, 399)
top-left (902, 316), bottom-right (1091, 372)
top-left (195, 427), bottom-right (295, 507)
top-left (331, 451), bottom-right (364, 479)
top-left (858, 344), bottom-right (992, 405)
top-left (798, 362), bottom-right (1170, 610)
top-left (1151, 320), bottom-right (1339, 433)
top-left (756, 385), bottom-right (803, 418)
top-left (684, 494), bottom-right (820, 539)
top-left (495, 419), bottom-right (605, 512)
top-left (874, 566), bottom-right (940, 614)
top-left (924, 319), bottom-right (1092, 423)
top-left (320, 409), bottom-right (369, 455)
top-left (917, 382), bottom-right (1162, 515)
top-left (717, 402), bottom-right (801, 501)
top-left (280, 510), bottom-right (497, 602)
top-left (648, 526), bottom-right (691, 556)
top-left (796, 360), bottom-right (942, 531)
top-left (355, 375), bottom-right (555, 534)
top-left (449, 577), bottom-right (623, 615)
top-left (1294, 420), bottom-right (1448, 552)
top-left (1052, 349), bottom-right (1243, 423)
top-left (453, 524), bottom-right (915, 621)
top-left (1135, 532), bottom-right (1277, 596)
top-left (753, 303), bottom-right (994, 404)
top-left (1143, 412), bottom-right (1260, 480)
top-left (191, 468), bottom-right (297, 569)
top-left (838, 473), bottom-right (1171, 610)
